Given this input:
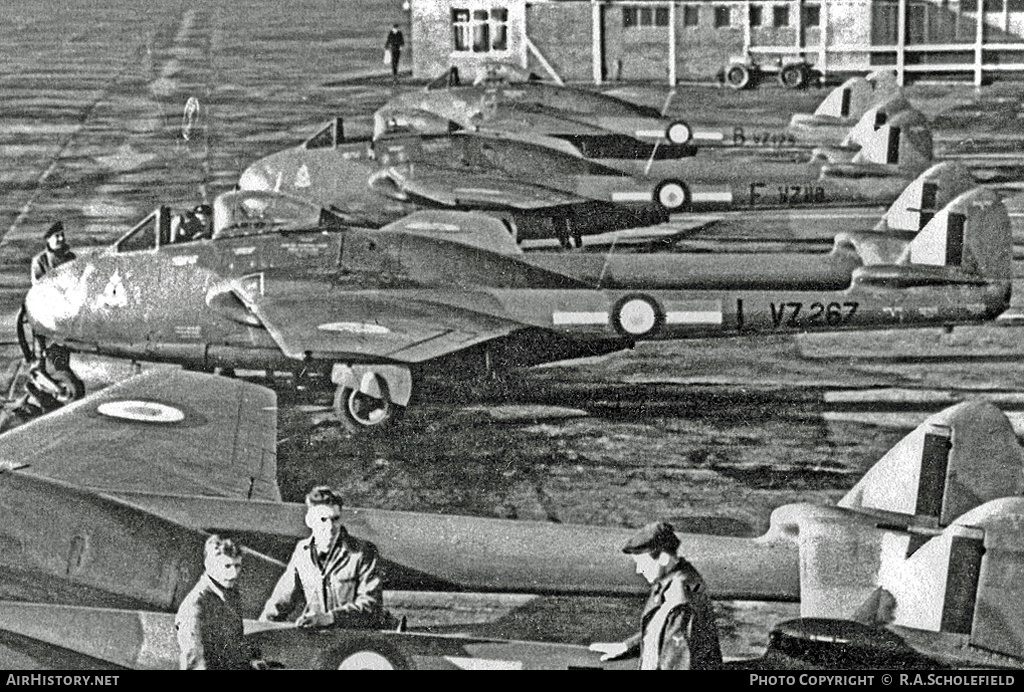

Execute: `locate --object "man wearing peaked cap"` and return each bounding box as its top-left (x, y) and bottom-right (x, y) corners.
top-left (31, 220), bottom-right (75, 286)
top-left (590, 521), bottom-right (722, 670)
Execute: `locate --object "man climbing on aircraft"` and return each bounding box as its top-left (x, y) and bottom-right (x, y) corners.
top-left (260, 486), bottom-right (391, 629)
top-left (176, 535), bottom-right (265, 670)
top-left (590, 522), bottom-right (723, 670)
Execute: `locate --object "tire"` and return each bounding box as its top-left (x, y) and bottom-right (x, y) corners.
top-left (726, 64), bottom-right (751, 90)
top-left (779, 64), bottom-right (807, 89)
top-left (333, 386), bottom-right (400, 434)
top-left (316, 638), bottom-right (411, 670)
top-left (665, 120), bottom-right (692, 145)
top-left (51, 368), bottom-right (86, 403)
top-left (654, 179), bottom-right (689, 211)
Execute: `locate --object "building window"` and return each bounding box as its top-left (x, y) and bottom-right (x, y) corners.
top-left (714, 5), bottom-right (732, 27)
top-left (803, 5), bottom-right (820, 26)
top-left (749, 5), bottom-right (763, 26)
top-left (624, 5), bottom-right (670, 28)
top-left (683, 5), bottom-right (699, 26)
top-left (452, 7), bottom-right (509, 53)
top-left (773, 5), bottom-right (790, 27)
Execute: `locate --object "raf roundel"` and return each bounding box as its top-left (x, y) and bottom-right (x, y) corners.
top-left (613, 295), bottom-right (663, 337)
top-left (97, 400), bottom-right (186, 424)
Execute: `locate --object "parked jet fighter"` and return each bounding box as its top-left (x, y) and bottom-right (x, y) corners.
top-left (22, 184), bottom-right (1011, 433)
top-left (0, 370), bottom-right (1021, 668)
top-left (609, 108), bottom-right (936, 211)
top-left (239, 121), bottom-right (688, 246)
top-left (374, 65), bottom-right (698, 161)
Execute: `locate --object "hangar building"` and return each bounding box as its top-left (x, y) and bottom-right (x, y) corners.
top-left (408, 0), bottom-right (1024, 84)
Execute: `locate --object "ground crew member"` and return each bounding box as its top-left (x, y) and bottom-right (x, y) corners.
top-left (175, 535), bottom-right (265, 670)
top-left (259, 486), bottom-right (390, 628)
top-left (384, 24), bottom-right (404, 78)
top-left (590, 521), bottom-right (723, 670)
top-left (26, 220), bottom-right (77, 370)
top-left (30, 221), bottom-right (75, 285)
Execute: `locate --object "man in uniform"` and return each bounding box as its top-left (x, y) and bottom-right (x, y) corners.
top-left (26, 220), bottom-right (77, 372)
top-left (30, 221), bottom-right (75, 285)
top-left (384, 24), bottom-right (404, 78)
top-left (175, 535), bottom-right (263, 670)
top-left (590, 521), bottom-right (723, 670)
top-left (259, 486), bottom-right (390, 629)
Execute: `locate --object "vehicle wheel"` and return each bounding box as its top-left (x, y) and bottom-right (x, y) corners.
top-left (334, 386), bottom-right (400, 434)
top-left (726, 64), bottom-right (751, 90)
top-left (316, 638), bottom-right (411, 670)
top-left (46, 368), bottom-right (86, 405)
top-left (654, 179), bottom-right (689, 211)
top-left (779, 64), bottom-right (807, 89)
top-left (665, 120), bottom-right (692, 144)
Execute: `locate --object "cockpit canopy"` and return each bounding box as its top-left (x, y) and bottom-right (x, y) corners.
top-left (111, 190), bottom-right (341, 252)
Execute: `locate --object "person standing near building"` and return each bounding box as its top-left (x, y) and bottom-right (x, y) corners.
top-left (384, 23), bottom-right (405, 78)
top-left (175, 535), bottom-right (265, 670)
top-left (259, 486), bottom-right (390, 629)
top-left (589, 522), bottom-right (723, 670)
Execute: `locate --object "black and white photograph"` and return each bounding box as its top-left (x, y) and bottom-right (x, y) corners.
top-left (1, 0), bottom-right (1023, 674)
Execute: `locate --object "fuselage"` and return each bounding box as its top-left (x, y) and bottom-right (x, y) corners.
top-left (25, 214), bottom-right (1010, 377)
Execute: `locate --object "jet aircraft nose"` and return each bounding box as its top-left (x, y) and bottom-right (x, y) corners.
top-left (238, 163), bottom-right (276, 192)
top-left (24, 265), bottom-right (83, 334)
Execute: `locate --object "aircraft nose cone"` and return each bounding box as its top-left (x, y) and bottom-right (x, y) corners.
top-left (238, 164), bottom-right (275, 192)
top-left (24, 275), bottom-right (76, 333)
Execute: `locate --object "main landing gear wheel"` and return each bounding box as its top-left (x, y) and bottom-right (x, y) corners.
top-left (334, 386), bottom-right (401, 434)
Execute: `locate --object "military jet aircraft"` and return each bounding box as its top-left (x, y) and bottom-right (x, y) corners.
top-left (238, 122), bottom-right (689, 247)
top-left (374, 64), bottom-right (698, 162)
top-left (0, 369), bottom-right (1020, 668)
top-left (607, 107), bottom-right (937, 211)
top-left (0, 368), bottom-right (632, 670)
top-left (240, 107), bottom-right (941, 249)
top-left (22, 183), bottom-right (1011, 434)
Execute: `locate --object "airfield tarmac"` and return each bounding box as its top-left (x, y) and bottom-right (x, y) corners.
top-left (2, 0), bottom-right (1024, 665)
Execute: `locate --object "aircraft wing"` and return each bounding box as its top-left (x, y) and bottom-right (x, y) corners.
top-left (388, 163), bottom-right (591, 210)
top-left (234, 279), bottom-right (524, 363)
top-left (0, 370), bottom-right (280, 501)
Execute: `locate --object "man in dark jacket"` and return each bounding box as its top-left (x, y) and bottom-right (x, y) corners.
top-left (175, 535), bottom-right (263, 670)
top-left (30, 221), bottom-right (75, 286)
top-left (259, 486), bottom-right (389, 629)
top-left (384, 24), bottom-right (404, 78)
top-left (590, 522), bottom-right (723, 670)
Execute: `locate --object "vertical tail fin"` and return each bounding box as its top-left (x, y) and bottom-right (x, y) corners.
top-left (840, 94), bottom-right (916, 148)
top-left (838, 401), bottom-right (1024, 526)
top-left (900, 188), bottom-right (1011, 281)
top-left (875, 161), bottom-right (975, 233)
top-left (852, 109), bottom-right (933, 172)
top-left (879, 497), bottom-right (1024, 661)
